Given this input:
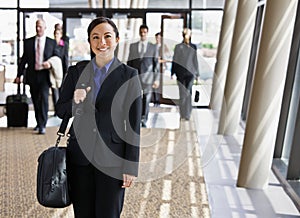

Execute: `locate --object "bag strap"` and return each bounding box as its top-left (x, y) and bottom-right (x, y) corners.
top-left (55, 116), bottom-right (70, 147)
top-left (55, 60), bottom-right (90, 147)
top-left (57, 115), bottom-right (70, 136)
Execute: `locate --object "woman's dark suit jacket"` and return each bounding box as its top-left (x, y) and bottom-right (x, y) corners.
top-left (56, 58), bottom-right (142, 177)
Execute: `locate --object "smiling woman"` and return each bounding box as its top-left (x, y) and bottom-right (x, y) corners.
top-left (56, 17), bottom-right (142, 217)
top-left (88, 17), bottom-right (119, 64)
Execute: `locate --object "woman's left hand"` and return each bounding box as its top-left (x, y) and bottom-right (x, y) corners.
top-left (122, 174), bottom-right (136, 188)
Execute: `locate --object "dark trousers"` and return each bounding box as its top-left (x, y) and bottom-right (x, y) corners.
top-left (51, 87), bottom-right (59, 114)
top-left (68, 163), bottom-right (125, 218)
top-left (141, 84), bottom-right (152, 122)
top-left (177, 77), bottom-right (194, 120)
top-left (29, 70), bottom-right (50, 128)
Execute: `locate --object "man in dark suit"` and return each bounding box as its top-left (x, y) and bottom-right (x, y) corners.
top-left (15, 18), bottom-right (60, 134)
top-left (127, 24), bottom-right (159, 127)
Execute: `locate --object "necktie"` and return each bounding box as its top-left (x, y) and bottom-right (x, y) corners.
top-left (140, 42), bottom-right (145, 58)
top-left (93, 67), bottom-right (106, 102)
top-left (35, 38), bottom-right (40, 70)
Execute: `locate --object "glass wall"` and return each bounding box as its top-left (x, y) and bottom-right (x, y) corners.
top-left (282, 52), bottom-right (300, 163)
top-left (192, 0), bottom-right (224, 9)
top-left (192, 10), bottom-right (222, 106)
top-left (0, 10), bottom-right (17, 82)
top-left (20, 0), bottom-right (49, 8)
top-left (148, 0), bottom-right (188, 9)
top-left (67, 17), bottom-right (95, 64)
top-left (48, 0), bottom-right (190, 8)
top-left (0, 0), bottom-right (17, 7)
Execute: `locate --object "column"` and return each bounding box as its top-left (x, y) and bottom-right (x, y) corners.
top-left (88, 0), bottom-right (97, 8)
top-left (218, 0), bottom-right (257, 134)
top-left (210, 0), bottom-right (238, 110)
top-left (237, 0), bottom-right (298, 189)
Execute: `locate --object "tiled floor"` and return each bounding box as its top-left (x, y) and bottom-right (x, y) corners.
top-left (0, 101), bottom-right (300, 217)
top-left (0, 104), bottom-right (210, 217)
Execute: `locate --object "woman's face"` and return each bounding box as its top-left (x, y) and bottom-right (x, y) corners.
top-left (54, 30), bottom-right (62, 39)
top-left (90, 22), bottom-right (119, 59)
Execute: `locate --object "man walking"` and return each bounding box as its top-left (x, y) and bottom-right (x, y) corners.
top-left (127, 24), bottom-right (159, 127)
top-left (15, 18), bottom-right (60, 134)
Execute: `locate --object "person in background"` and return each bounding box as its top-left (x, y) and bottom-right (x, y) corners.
top-left (54, 25), bottom-right (69, 78)
top-left (152, 32), bottom-right (162, 107)
top-left (155, 32), bottom-right (171, 63)
top-left (171, 28), bottom-right (200, 121)
top-left (127, 24), bottom-right (159, 127)
top-left (54, 23), bottom-right (69, 45)
top-left (51, 26), bottom-right (69, 116)
top-left (56, 17), bottom-right (142, 217)
top-left (15, 18), bottom-right (60, 134)
top-left (152, 32), bottom-right (171, 106)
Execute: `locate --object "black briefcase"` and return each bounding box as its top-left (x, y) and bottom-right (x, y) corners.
top-left (194, 90), bottom-right (200, 102)
top-left (36, 117), bottom-right (71, 208)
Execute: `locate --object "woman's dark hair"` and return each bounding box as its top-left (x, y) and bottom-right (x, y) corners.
top-left (87, 17), bottom-right (119, 58)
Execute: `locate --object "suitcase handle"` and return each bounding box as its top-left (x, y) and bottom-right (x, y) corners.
top-left (17, 83), bottom-right (20, 95)
top-left (16, 83), bottom-right (26, 95)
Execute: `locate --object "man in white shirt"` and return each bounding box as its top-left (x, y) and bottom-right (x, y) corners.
top-left (127, 24), bottom-right (159, 127)
top-left (15, 18), bottom-right (60, 134)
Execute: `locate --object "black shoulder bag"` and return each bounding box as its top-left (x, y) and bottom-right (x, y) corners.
top-left (36, 116), bottom-right (71, 208)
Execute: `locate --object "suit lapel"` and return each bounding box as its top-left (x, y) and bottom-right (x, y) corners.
top-left (145, 42), bottom-right (150, 54)
top-left (134, 42), bottom-right (140, 59)
top-left (30, 37), bottom-right (36, 60)
top-left (44, 37), bottom-right (50, 60)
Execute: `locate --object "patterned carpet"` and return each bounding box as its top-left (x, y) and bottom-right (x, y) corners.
top-left (0, 108), bottom-right (210, 218)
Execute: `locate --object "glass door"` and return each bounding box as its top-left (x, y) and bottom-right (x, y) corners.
top-left (160, 14), bottom-right (186, 105)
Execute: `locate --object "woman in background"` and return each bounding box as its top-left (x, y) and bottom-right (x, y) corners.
top-left (51, 27), bottom-right (69, 116)
top-left (171, 28), bottom-right (200, 120)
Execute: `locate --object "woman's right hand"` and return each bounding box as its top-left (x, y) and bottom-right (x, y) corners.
top-left (73, 87), bottom-right (91, 104)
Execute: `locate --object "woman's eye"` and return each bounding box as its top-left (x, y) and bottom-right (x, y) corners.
top-left (104, 35), bottom-right (112, 39)
top-left (92, 36), bottom-right (99, 40)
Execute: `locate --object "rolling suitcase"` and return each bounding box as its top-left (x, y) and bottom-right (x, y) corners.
top-left (6, 83), bottom-right (29, 127)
